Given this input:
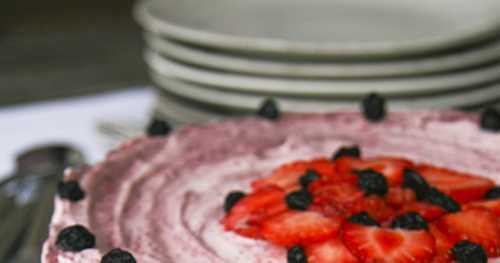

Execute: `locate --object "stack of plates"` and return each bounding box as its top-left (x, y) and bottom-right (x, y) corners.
top-left (134, 0), bottom-right (500, 124)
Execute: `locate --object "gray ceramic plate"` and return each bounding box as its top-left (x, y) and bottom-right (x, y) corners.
top-left (145, 34), bottom-right (500, 78)
top-left (150, 70), bottom-right (500, 113)
top-left (135, 0), bottom-right (500, 58)
top-left (145, 50), bottom-right (500, 97)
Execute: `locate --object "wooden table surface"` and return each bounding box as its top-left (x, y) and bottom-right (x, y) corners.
top-left (0, 0), bottom-right (150, 106)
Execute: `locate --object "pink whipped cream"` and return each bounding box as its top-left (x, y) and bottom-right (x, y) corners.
top-left (41, 111), bottom-right (500, 263)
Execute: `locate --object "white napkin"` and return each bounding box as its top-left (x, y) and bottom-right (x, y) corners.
top-left (0, 88), bottom-right (155, 178)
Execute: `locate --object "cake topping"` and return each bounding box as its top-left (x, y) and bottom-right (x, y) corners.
top-left (299, 170), bottom-right (320, 189)
top-left (57, 181), bottom-right (85, 202)
top-left (261, 211), bottom-right (341, 246)
top-left (485, 186), bottom-right (500, 199)
top-left (222, 186), bottom-right (287, 238)
top-left (435, 208), bottom-right (500, 257)
top-left (223, 191), bottom-right (246, 213)
top-left (480, 107), bottom-right (500, 132)
top-left (101, 248), bottom-right (137, 263)
top-left (424, 187), bottom-right (461, 213)
top-left (348, 212), bottom-right (379, 226)
top-left (332, 145), bottom-right (361, 160)
top-left (287, 246), bottom-right (307, 263)
top-left (222, 150), bottom-right (500, 262)
top-left (417, 165), bottom-right (495, 203)
top-left (390, 212), bottom-right (428, 230)
top-left (355, 169), bottom-right (388, 196)
top-left (342, 222), bottom-right (436, 263)
top-left (286, 190), bottom-right (313, 210)
top-left (452, 240), bottom-right (488, 263)
top-left (305, 239), bottom-right (358, 263)
top-left (257, 98), bottom-right (280, 120)
top-left (402, 169), bottom-right (430, 200)
top-left (55, 225), bottom-right (95, 252)
top-left (361, 93), bottom-right (386, 122)
top-left (146, 118), bottom-right (172, 136)
top-left (336, 156), bottom-right (412, 186)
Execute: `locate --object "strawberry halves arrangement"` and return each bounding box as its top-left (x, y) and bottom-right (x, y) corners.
top-left (221, 146), bottom-right (500, 263)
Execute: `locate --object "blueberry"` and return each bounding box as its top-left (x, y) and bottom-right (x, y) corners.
top-left (299, 170), bottom-right (320, 189)
top-left (257, 98), bottom-right (280, 120)
top-left (286, 190), bottom-right (313, 210)
top-left (361, 93), bottom-right (386, 122)
top-left (287, 246), bottom-right (307, 263)
top-left (56, 225), bottom-right (95, 252)
top-left (485, 187), bottom-right (500, 199)
top-left (332, 145), bottom-right (361, 160)
top-left (452, 240), bottom-right (487, 263)
top-left (424, 187), bottom-right (461, 213)
top-left (480, 107), bottom-right (500, 132)
top-left (391, 212), bottom-right (428, 230)
top-left (57, 181), bottom-right (85, 202)
top-left (402, 169), bottom-right (431, 201)
top-left (224, 191), bottom-right (246, 213)
top-left (348, 212), bottom-right (379, 226)
top-left (356, 169), bottom-right (388, 196)
top-left (101, 248), bottom-right (137, 263)
top-left (146, 118), bottom-right (172, 136)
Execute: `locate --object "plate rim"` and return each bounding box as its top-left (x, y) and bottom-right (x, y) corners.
top-left (135, 0), bottom-right (500, 57)
top-left (145, 50), bottom-right (500, 97)
top-left (150, 71), bottom-right (500, 112)
top-left (146, 34), bottom-right (500, 78)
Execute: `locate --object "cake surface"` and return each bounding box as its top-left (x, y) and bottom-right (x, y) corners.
top-left (41, 111), bottom-right (500, 262)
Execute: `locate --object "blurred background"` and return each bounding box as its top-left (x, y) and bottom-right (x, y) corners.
top-left (2, 0), bottom-right (500, 261)
top-left (1, 0), bottom-right (147, 105)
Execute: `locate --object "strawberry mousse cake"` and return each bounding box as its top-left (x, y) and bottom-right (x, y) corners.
top-left (41, 95), bottom-right (500, 263)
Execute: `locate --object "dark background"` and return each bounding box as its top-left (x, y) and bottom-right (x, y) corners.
top-left (0, 0), bottom-right (149, 106)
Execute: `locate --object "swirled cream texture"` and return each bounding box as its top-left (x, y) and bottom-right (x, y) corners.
top-left (42, 112), bottom-right (500, 262)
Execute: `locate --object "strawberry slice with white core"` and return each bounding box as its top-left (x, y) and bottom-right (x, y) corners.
top-left (342, 222), bottom-right (436, 263)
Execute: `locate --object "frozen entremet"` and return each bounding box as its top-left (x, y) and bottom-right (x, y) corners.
top-left (42, 96), bottom-right (500, 263)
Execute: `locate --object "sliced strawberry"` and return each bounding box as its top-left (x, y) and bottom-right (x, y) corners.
top-left (417, 165), bottom-right (494, 203)
top-left (385, 187), bottom-right (417, 209)
top-left (464, 199), bottom-right (500, 216)
top-left (336, 157), bottom-right (413, 186)
top-left (435, 207), bottom-right (500, 256)
top-left (252, 158), bottom-right (336, 191)
top-left (430, 256), bottom-right (452, 263)
top-left (260, 211), bottom-right (342, 246)
top-left (429, 223), bottom-right (454, 262)
top-left (310, 181), bottom-right (364, 206)
top-left (349, 196), bottom-right (396, 223)
top-left (221, 186), bottom-right (286, 238)
top-left (342, 222), bottom-right (435, 263)
top-left (398, 202), bottom-right (446, 222)
top-left (309, 180), bottom-right (394, 222)
top-left (306, 239), bottom-right (359, 263)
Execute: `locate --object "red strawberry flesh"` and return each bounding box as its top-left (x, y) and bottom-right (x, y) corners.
top-left (417, 165), bottom-right (494, 203)
top-left (261, 211), bottom-right (342, 246)
top-left (306, 238), bottom-right (359, 263)
top-left (342, 222), bottom-right (436, 263)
